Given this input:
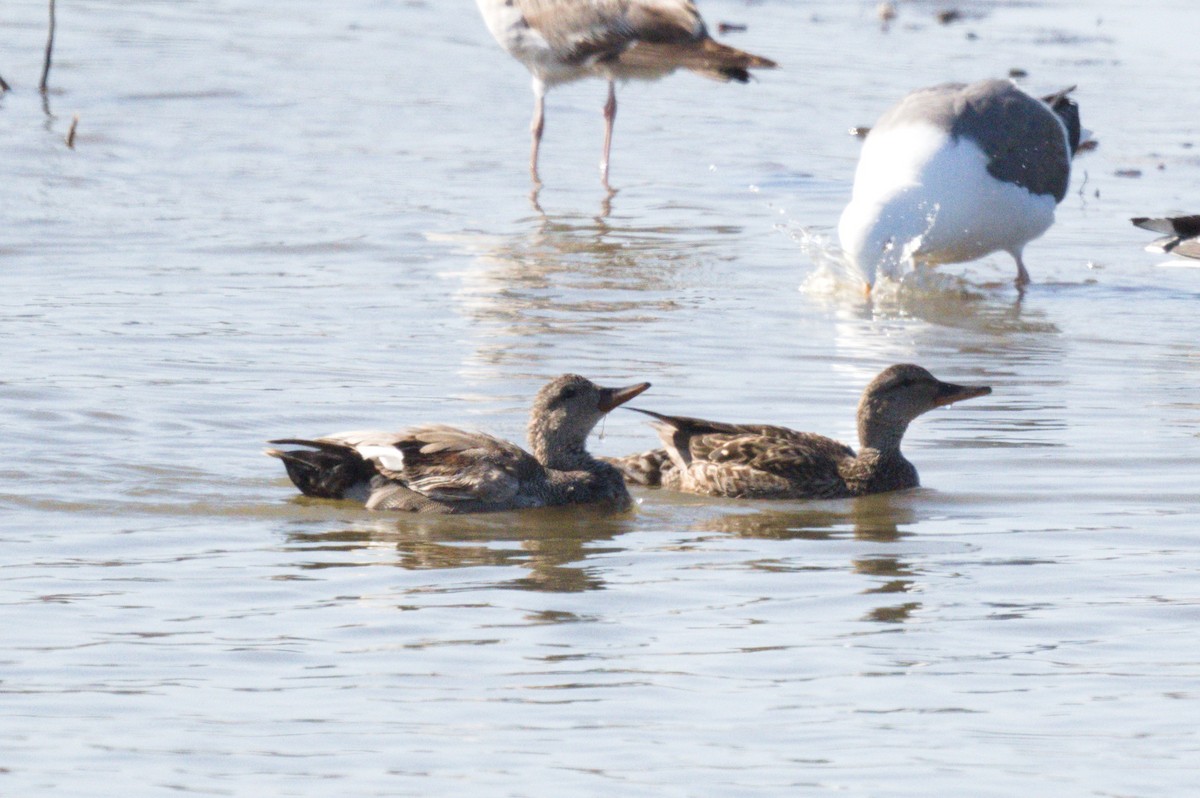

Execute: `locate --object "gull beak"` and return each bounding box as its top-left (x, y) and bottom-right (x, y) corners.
top-left (598, 382), bottom-right (651, 413)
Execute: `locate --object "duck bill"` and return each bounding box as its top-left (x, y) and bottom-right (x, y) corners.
top-left (598, 382), bottom-right (651, 413)
top-left (932, 381), bottom-right (992, 408)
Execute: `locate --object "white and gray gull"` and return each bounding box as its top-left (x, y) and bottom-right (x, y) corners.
top-left (838, 79), bottom-right (1082, 289)
top-left (265, 374), bottom-right (650, 513)
top-left (474, 0), bottom-right (776, 186)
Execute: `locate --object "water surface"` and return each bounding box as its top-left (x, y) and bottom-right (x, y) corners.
top-left (3, 0), bottom-right (1200, 794)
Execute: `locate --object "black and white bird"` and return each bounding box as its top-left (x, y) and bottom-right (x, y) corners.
top-left (838, 79), bottom-right (1082, 289)
top-left (474, 0), bottom-right (776, 186)
top-left (1132, 215), bottom-right (1200, 260)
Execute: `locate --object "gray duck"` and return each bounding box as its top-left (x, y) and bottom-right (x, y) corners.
top-left (266, 374), bottom-right (649, 513)
top-left (607, 364), bottom-right (990, 499)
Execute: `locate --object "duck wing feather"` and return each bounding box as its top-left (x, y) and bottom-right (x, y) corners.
top-left (695, 432), bottom-right (855, 499)
top-left (629, 408), bottom-right (856, 498)
top-left (630, 408), bottom-right (827, 462)
top-left (313, 425), bottom-right (541, 505)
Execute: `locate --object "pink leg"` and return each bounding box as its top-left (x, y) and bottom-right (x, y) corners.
top-left (601, 79), bottom-right (616, 186)
top-left (530, 77), bottom-right (546, 184)
top-left (1014, 252), bottom-right (1031, 288)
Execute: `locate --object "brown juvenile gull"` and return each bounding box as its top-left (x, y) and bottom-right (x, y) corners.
top-left (474, 0), bottom-right (777, 185)
top-left (266, 374), bottom-right (649, 513)
top-left (606, 365), bottom-right (990, 499)
top-left (839, 79), bottom-right (1082, 289)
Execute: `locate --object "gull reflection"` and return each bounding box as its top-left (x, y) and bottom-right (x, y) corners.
top-left (791, 222), bottom-right (1064, 338)
top-left (529, 183), bottom-right (618, 219)
top-left (431, 204), bottom-right (741, 375)
top-left (785, 224), bottom-right (1070, 457)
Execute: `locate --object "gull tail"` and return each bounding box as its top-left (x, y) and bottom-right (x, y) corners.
top-left (620, 39), bottom-right (777, 83)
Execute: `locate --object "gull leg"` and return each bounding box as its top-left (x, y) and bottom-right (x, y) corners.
top-left (601, 78), bottom-right (616, 187)
top-left (530, 77), bottom-right (546, 185)
top-left (1014, 252), bottom-right (1031, 288)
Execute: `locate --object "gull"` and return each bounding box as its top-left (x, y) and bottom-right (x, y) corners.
top-left (1132, 215), bottom-right (1200, 260)
top-left (474, 0), bottom-right (776, 186)
top-left (838, 79), bottom-right (1082, 289)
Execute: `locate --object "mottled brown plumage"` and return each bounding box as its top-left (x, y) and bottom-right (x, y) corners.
top-left (266, 375), bottom-right (649, 513)
top-left (607, 365), bottom-right (991, 499)
top-left (474, 0), bottom-right (776, 184)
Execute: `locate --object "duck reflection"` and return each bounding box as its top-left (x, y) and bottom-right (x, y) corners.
top-left (691, 494), bottom-right (918, 542)
top-left (855, 555), bottom-right (921, 623)
top-left (690, 495), bottom-right (925, 623)
top-left (284, 505), bottom-right (635, 593)
top-left (862, 600), bottom-right (921, 624)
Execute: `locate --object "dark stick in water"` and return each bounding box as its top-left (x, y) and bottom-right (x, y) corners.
top-left (39, 0), bottom-right (56, 94)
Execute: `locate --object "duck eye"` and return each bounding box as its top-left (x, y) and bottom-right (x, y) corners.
top-left (558, 387), bottom-right (578, 401)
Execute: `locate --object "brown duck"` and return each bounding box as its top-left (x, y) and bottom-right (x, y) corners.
top-left (266, 374), bottom-right (649, 513)
top-left (607, 364), bottom-right (990, 499)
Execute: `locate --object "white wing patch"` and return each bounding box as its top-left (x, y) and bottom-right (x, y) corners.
top-left (314, 429), bottom-right (408, 473)
top-left (354, 444), bottom-right (406, 473)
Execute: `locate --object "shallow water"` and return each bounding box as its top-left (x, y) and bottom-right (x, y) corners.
top-left (3, 0), bottom-right (1200, 794)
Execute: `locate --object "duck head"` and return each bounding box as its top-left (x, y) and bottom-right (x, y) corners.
top-left (528, 374), bottom-right (650, 469)
top-left (856, 364), bottom-right (991, 452)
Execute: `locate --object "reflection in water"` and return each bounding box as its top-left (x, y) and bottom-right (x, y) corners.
top-left (787, 223), bottom-right (1071, 455)
top-left (687, 494), bottom-right (926, 623)
top-left (856, 555), bottom-right (919, 624)
top-left (856, 554), bottom-right (914, 585)
top-left (530, 183), bottom-right (617, 219)
top-left (690, 494), bottom-right (917, 542)
top-left (863, 600), bottom-right (921, 624)
top-left (285, 505), bottom-right (636, 593)
top-left (433, 203), bottom-right (742, 374)
top-left (790, 222), bottom-right (1062, 337)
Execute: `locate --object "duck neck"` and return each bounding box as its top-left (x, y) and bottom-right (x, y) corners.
top-left (857, 416), bottom-right (909, 460)
top-left (529, 426), bottom-right (596, 472)
top-left (852, 416), bottom-right (918, 493)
